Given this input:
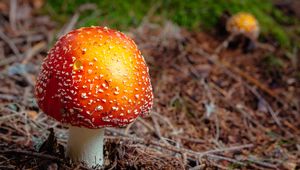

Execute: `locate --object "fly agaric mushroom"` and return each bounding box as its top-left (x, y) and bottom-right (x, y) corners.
top-left (226, 12), bottom-right (260, 40)
top-left (35, 26), bottom-right (153, 167)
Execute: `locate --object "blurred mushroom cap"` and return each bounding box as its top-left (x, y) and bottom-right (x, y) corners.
top-left (226, 12), bottom-right (260, 39)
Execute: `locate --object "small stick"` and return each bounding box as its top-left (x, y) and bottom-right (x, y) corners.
top-left (57, 3), bottom-right (97, 38)
top-left (256, 42), bottom-right (275, 52)
top-left (214, 34), bottom-right (235, 54)
top-left (124, 121), bottom-right (134, 135)
top-left (0, 94), bottom-right (18, 101)
top-left (0, 30), bottom-right (21, 58)
top-left (151, 115), bottom-right (169, 144)
top-left (0, 55), bottom-right (18, 67)
top-left (105, 134), bottom-right (252, 165)
top-left (199, 144), bottom-right (254, 156)
top-left (22, 42), bottom-right (47, 64)
top-left (172, 135), bottom-right (205, 144)
top-left (246, 156), bottom-right (279, 169)
top-left (9, 0), bottom-right (17, 32)
top-left (0, 112), bottom-right (19, 122)
top-left (0, 34), bottom-right (45, 46)
top-left (151, 111), bottom-right (177, 132)
top-left (57, 12), bottom-right (79, 38)
top-left (247, 85), bottom-right (282, 127)
top-left (247, 85), bottom-right (294, 137)
top-left (189, 164), bottom-right (206, 170)
top-left (0, 149), bottom-right (64, 163)
top-left (137, 117), bottom-right (155, 132)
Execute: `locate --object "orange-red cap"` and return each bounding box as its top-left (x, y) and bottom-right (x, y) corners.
top-left (35, 26), bottom-right (153, 128)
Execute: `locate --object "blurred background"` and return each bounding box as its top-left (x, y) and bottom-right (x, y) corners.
top-left (45, 0), bottom-right (299, 47)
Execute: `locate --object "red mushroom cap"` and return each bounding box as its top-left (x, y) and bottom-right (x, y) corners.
top-left (35, 26), bottom-right (153, 128)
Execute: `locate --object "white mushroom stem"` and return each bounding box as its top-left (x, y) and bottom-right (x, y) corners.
top-left (67, 126), bottom-right (104, 168)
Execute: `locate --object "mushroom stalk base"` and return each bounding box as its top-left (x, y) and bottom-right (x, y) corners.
top-left (67, 126), bottom-right (104, 168)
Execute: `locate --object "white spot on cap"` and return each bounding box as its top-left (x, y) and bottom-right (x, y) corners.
top-left (112, 106), bottom-right (118, 111)
top-left (81, 93), bottom-right (88, 99)
top-left (95, 105), bottom-right (103, 111)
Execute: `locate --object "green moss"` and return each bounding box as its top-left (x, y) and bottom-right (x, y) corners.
top-left (228, 163), bottom-right (244, 170)
top-left (266, 131), bottom-right (280, 139)
top-left (277, 139), bottom-right (296, 146)
top-left (45, 0), bottom-right (295, 47)
top-left (261, 54), bottom-right (284, 78)
top-left (295, 72), bottom-right (300, 81)
top-left (262, 54), bottom-right (284, 70)
top-left (44, 0), bottom-right (149, 30)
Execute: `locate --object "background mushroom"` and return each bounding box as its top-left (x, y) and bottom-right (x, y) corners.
top-left (215, 12), bottom-right (261, 53)
top-left (35, 26), bottom-right (153, 167)
top-left (226, 12), bottom-right (260, 39)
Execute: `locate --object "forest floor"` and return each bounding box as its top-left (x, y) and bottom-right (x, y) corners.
top-left (0, 1), bottom-right (299, 170)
